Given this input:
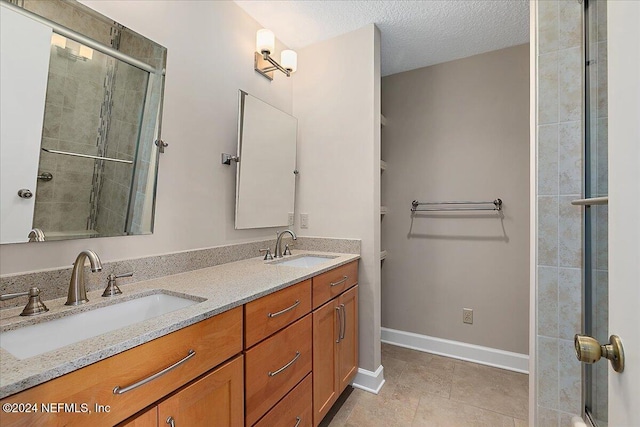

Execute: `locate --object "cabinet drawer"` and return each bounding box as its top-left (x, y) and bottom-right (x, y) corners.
top-left (312, 261), bottom-right (358, 309)
top-left (253, 374), bottom-right (312, 427)
top-left (245, 314), bottom-right (312, 427)
top-left (0, 306), bottom-right (243, 427)
top-left (245, 280), bottom-right (311, 348)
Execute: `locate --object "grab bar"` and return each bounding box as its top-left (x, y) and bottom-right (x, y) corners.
top-left (42, 148), bottom-right (133, 164)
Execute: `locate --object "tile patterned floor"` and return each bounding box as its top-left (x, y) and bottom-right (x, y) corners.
top-left (320, 343), bottom-right (528, 427)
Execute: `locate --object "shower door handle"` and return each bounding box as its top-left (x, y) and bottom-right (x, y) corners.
top-left (574, 334), bottom-right (625, 373)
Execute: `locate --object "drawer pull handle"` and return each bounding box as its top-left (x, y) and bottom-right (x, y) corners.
top-left (336, 306), bottom-right (342, 343)
top-left (294, 416), bottom-right (301, 427)
top-left (268, 351), bottom-right (301, 377)
top-left (330, 276), bottom-right (348, 287)
top-left (166, 416), bottom-right (176, 427)
top-left (113, 349), bottom-right (196, 395)
top-left (268, 299), bottom-right (300, 318)
top-left (340, 304), bottom-right (346, 340)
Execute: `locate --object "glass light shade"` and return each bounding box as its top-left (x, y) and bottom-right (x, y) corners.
top-left (256, 29), bottom-right (275, 54)
top-left (51, 33), bottom-right (67, 49)
top-left (281, 50), bottom-right (297, 73)
top-left (79, 45), bottom-right (93, 60)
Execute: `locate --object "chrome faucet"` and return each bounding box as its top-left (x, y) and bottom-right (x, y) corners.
top-left (274, 229), bottom-right (297, 258)
top-left (65, 250), bottom-right (102, 306)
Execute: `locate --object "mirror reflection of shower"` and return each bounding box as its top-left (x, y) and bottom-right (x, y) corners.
top-left (32, 31), bottom-right (162, 240)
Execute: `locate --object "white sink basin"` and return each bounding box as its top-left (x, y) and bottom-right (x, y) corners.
top-left (272, 255), bottom-right (338, 268)
top-left (0, 293), bottom-right (201, 360)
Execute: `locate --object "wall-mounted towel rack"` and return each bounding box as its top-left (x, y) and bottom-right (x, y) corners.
top-left (411, 199), bottom-right (502, 212)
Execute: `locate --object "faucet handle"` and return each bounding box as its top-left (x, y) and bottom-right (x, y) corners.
top-left (21, 287), bottom-right (49, 316)
top-left (259, 248), bottom-right (274, 261)
top-left (102, 272), bottom-right (132, 297)
top-left (0, 287), bottom-right (49, 316)
top-left (283, 244), bottom-right (293, 256)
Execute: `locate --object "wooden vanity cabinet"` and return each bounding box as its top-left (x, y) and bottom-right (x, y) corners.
top-left (120, 355), bottom-right (244, 427)
top-left (312, 284), bottom-right (358, 427)
top-left (0, 307), bottom-right (243, 427)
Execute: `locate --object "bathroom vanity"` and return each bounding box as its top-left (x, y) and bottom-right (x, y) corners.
top-left (0, 253), bottom-right (359, 427)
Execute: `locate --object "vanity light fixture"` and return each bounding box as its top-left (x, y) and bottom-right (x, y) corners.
top-left (254, 29), bottom-right (297, 81)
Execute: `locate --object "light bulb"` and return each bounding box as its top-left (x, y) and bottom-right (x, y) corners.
top-left (281, 50), bottom-right (297, 73)
top-left (51, 33), bottom-right (67, 49)
top-left (256, 29), bottom-right (275, 55)
top-left (79, 45), bottom-right (93, 60)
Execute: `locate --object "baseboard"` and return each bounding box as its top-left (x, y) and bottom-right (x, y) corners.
top-left (351, 364), bottom-right (385, 394)
top-left (381, 327), bottom-right (529, 374)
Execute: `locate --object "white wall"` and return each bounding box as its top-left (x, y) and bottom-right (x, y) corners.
top-left (381, 44), bottom-right (530, 355)
top-left (0, 1), bottom-right (293, 274)
top-left (293, 25), bottom-right (381, 372)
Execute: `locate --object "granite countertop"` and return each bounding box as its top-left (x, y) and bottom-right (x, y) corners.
top-left (0, 251), bottom-right (359, 398)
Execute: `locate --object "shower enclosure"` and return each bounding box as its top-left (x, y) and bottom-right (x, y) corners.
top-left (582, 1), bottom-right (608, 425)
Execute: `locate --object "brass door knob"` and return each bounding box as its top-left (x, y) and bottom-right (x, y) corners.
top-left (574, 334), bottom-right (625, 373)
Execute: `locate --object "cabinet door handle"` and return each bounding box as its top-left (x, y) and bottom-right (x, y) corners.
top-left (166, 416), bottom-right (176, 427)
top-left (330, 276), bottom-right (348, 287)
top-left (268, 351), bottom-right (301, 377)
top-left (268, 300), bottom-right (300, 318)
top-left (294, 416), bottom-right (301, 427)
top-left (113, 349), bottom-right (196, 394)
top-left (336, 306), bottom-right (342, 343)
top-left (340, 304), bottom-right (346, 340)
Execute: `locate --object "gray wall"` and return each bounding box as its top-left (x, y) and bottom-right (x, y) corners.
top-left (381, 44), bottom-right (530, 354)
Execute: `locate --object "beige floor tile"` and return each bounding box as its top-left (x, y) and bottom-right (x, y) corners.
top-left (321, 387), bottom-right (364, 427)
top-left (325, 345), bottom-right (529, 427)
top-left (397, 359), bottom-right (454, 399)
top-left (450, 361), bottom-right (529, 420)
top-left (411, 393), bottom-right (516, 427)
top-left (382, 355), bottom-right (409, 382)
top-left (382, 342), bottom-right (433, 365)
top-left (344, 379), bottom-right (420, 427)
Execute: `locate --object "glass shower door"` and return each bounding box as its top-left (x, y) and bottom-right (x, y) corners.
top-left (584, 0), bottom-right (608, 425)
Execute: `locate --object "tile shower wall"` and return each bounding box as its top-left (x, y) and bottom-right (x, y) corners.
top-left (33, 44), bottom-right (109, 235)
top-left (536, 0), bottom-right (584, 425)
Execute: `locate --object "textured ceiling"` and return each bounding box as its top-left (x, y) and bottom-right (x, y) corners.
top-left (234, 0), bottom-right (530, 76)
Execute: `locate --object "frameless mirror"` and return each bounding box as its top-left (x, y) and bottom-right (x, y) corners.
top-left (235, 91), bottom-right (297, 229)
top-left (0, 0), bottom-right (166, 244)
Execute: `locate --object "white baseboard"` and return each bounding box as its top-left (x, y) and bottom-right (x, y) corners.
top-left (381, 327), bottom-right (529, 374)
top-left (351, 364), bottom-right (385, 394)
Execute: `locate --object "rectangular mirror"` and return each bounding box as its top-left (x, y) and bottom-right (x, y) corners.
top-left (0, 0), bottom-right (167, 244)
top-left (235, 91), bottom-right (297, 229)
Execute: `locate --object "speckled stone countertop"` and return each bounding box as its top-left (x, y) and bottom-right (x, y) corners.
top-left (0, 251), bottom-right (359, 399)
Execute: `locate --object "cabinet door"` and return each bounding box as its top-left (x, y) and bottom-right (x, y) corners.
top-left (118, 407), bottom-right (158, 427)
top-left (312, 300), bottom-right (339, 426)
top-left (158, 355), bottom-right (244, 427)
top-left (337, 285), bottom-right (358, 393)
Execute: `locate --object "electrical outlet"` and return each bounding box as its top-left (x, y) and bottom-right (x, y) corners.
top-left (463, 308), bottom-right (473, 324)
top-left (300, 213), bottom-right (309, 229)
top-left (288, 212), bottom-right (294, 226)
